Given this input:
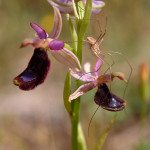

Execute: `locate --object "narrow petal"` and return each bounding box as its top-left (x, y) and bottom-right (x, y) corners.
top-left (49, 40), bottom-right (64, 50)
top-left (50, 48), bottom-right (81, 70)
top-left (47, 0), bottom-right (74, 14)
top-left (69, 81), bottom-right (97, 102)
top-left (20, 38), bottom-right (44, 48)
top-left (70, 69), bottom-right (96, 82)
top-left (94, 57), bottom-right (104, 77)
top-left (13, 48), bottom-right (50, 90)
top-left (48, 6), bottom-right (62, 39)
top-left (20, 38), bottom-right (34, 48)
top-left (112, 72), bottom-right (127, 82)
top-left (94, 83), bottom-right (126, 111)
top-left (30, 22), bottom-right (47, 40)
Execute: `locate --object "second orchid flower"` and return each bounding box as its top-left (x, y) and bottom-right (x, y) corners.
top-left (69, 58), bottom-right (127, 111)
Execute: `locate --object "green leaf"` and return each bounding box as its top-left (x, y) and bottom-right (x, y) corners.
top-left (72, 0), bottom-right (79, 19)
top-left (79, 0), bottom-right (92, 39)
top-left (66, 14), bottom-right (78, 53)
top-left (78, 123), bottom-right (87, 150)
top-left (77, 1), bottom-right (84, 20)
top-left (63, 71), bottom-right (72, 116)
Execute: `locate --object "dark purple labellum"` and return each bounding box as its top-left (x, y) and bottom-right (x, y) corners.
top-left (94, 83), bottom-right (126, 111)
top-left (13, 48), bottom-right (50, 90)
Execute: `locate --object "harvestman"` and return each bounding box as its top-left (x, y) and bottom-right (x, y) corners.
top-left (83, 18), bottom-right (133, 135)
top-left (67, 15), bottom-right (132, 100)
top-left (85, 18), bottom-right (133, 99)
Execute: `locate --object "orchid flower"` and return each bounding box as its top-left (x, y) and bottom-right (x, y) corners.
top-left (69, 59), bottom-right (127, 111)
top-left (48, 0), bottom-right (105, 15)
top-left (13, 6), bottom-right (81, 91)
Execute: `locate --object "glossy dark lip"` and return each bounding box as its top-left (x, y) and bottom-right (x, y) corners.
top-left (94, 83), bottom-right (126, 111)
top-left (13, 48), bottom-right (50, 91)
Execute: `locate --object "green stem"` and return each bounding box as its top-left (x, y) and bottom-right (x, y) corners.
top-left (71, 81), bottom-right (82, 150)
top-left (68, 1), bottom-right (92, 149)
top-left (70, 55), bottom-right (82, 149)
top-left (71, 118), bottom-right (79, 150)
top-left (77, 0), bottom-right (92, 61)
top-left (71, 90), bottom-right (86, 150)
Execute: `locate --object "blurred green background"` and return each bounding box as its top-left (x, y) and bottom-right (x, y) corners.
top-left (0, 0), bottom-right (150, 150)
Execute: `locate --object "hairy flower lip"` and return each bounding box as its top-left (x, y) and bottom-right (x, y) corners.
top-left (94, 83), bottom-right (126, 111)
top-left (13, 48), bottom-right (50, 91)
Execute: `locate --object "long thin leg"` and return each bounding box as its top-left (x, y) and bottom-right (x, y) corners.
top-left (97, 16), bottom-right (107, 45)
top-left (88, 106), bottom-right (99, 136)
top-left (98, 52), bottom-right (117, 91)
top-left (101, 50), bottom-right (133, 99)
top-left (88, 89), bottom-right (111, 136)
top-left (100, 52), bottom-right (115, 73)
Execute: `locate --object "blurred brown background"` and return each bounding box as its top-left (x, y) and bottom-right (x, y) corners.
top-left (0, 0), bottom-right (150, 150)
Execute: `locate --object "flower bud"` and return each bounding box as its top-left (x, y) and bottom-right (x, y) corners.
top-left (140, 63), bottom-right (149, 83)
